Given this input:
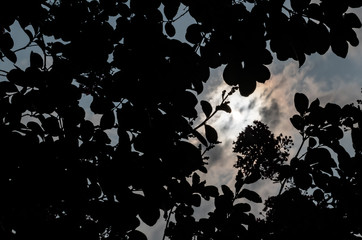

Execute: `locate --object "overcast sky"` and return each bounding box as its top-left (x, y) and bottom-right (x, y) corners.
top-left (142, 4), bottom-right (362, 237)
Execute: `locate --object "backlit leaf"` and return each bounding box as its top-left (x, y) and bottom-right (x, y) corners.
top-left (223, 62), bottom-right (242, 86)
top-left (221, 185), bottom-right (234, 200)
top-left (233, 203), bottom-right (251, 212)
top-left (205, 124), bottom-right (218, 143)
top-left (100, 110), bottom-right (115, 130)
top-left (185, 24), bottom-right (202, 44)
top-left (290, 115), bottom-right (304, 131)
top-left (165, 22), bottom-right (176, 37)
top-left (200, 100), bottom-right (212, 117)
top-left (238, 189), bottom-right (262, 203)
top-left (139, 205), bottom-right (160, 227)
top-left (216, 103), bottom-right (231, 113)
top-left (30, 51), bottom-right (43, 68)
top-left (294, 93), bottom-right (309, 115)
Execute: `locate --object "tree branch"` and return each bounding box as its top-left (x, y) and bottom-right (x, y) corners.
top-left (162, 206), bottom-right (175, 240)
top-left (278, 135), bottom-right (307, 195)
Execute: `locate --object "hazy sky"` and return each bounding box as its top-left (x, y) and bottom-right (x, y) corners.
top-left (141, 5), bottom-right (362, 238)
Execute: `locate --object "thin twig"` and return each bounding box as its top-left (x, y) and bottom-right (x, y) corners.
top-left (162, 206), bottom-right (175, 240)
top-left (295, 135), bottom-right (306, 159)
top-left (278, 178), bottom-right (287, 195)
top-left (193, 88), bottom-right (235, 131)
top-left (278, 135), bottom-right (306, 195)
top-left (13, 43), bottom-right (38, 53)
top-left (171, 8), bottom-right (189, 23)
top-left (193, 108), bottom-right (218, 131)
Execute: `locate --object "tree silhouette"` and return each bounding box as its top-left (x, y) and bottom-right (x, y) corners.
top-left (253, 92), bottom-right (362, 240)
top-left (0, 0), bottom-right (362, 239)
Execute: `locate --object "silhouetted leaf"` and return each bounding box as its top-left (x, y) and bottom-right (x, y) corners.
top-left (191, 194), bottom-right (201, 207)
top-left (139, 204), bottom-right (160, 227)
top-left (238, 189), bottom-right (262, 203)
top-left (216, 103), bottom-right (231, 113)
top-left (235, 170), bottom-right (244, 193)
top-left (0, 81), bottom-right (17, 97)
top-left (344, 13), bottom-right (362, 28)
top-left (200, 100), bottom-right (212, 117)
top-left (165, 22), bottom-right (176, 37)
top-left (27, 121), bottom-right (44, 137)
top-left (205, 124), bottom-right (218, 143)
top-left (204, 185), bottom-right (219, 197)
top-left (308, 137), bottom-right (317, 148)
top-left (331, 32), bottom-right (348, 58)
top-left (297, 51), bottom-right (306, 68)
top-left (30, 51), bottom-right (43, 68)
top-left (192, 173), bottom-right (200, 186)
top-left (346, 28), bottom-right (359, 47)
top-left (80, 120), bottom-right (94, 141)
top-left (90, 96), bottom-right (114, 114)
top-left (244, 172), bottom-right (261, 184)
top-left (290, 0), bottom-right (311, 12)
top-left (164, 1), bottom-right (180, 20)
top-left (352, 127), bottom-right (362, 152)
top-left (294, 170), bottom-right (312, 190)
top-left (100, 110), bottom-right (115, 129)
top-left (4, 50), bottom-right (17, 63)
top-left (0, 33), bottom-right (14, 50)
top-left (24, 29), bottom-right (33, 40)
top-left (221, 185), bottom-right (234, 200)
top-left (238, 67), bottom-right (257, 97)
top-left (223, 62), bottom-right (242, 86)
top-left (309, 98), bottom-right (320, 111)
top-left (294, 93), bottom-right (309, 115)
top-left (313, 189), bottom-right (324, 202)
top-left (6, 68), bottom-right (26, 86)
top-left (290, 115), bottom-right (304, 131)
top-left (233, 203), bottom-right (251, 212)
top-left (42, 116), bottom-right (61, 136)
top-left (215, 195), bottom-right (232, 211)
top-left (185, 24), bottom-right (202, 44)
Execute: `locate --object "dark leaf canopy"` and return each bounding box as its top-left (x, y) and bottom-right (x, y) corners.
top-left (0, 0), bottom-right (361, 240)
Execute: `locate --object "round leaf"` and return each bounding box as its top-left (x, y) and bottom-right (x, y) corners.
top-left (294, 92), bottom-right (309, 115)
top-left (185, 24), bottom-right (203, 44)
top-left (290, 114), bottom-right (304, 131)
top-left (200, 100), bottom-right (212, 117)
top-left (165, 22), bottom-right (176, 37)
top-left (313, 189), bottom-right (324, 202)
top-left (100, 110), bottom-right (115, 130)
top-left (205, 124), bottom-right (218, 143)
top-left (30, 51), bottom-right (43, 68)
top-left (223, 62), bottom-right (242, 86)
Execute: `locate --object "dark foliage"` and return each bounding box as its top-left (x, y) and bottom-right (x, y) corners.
top-left (0, 0), bottom-right (362, 239)
top-left (256, 92), bottom-right (362, 240)
top-left (233, 121), bottom-right (293, 181)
